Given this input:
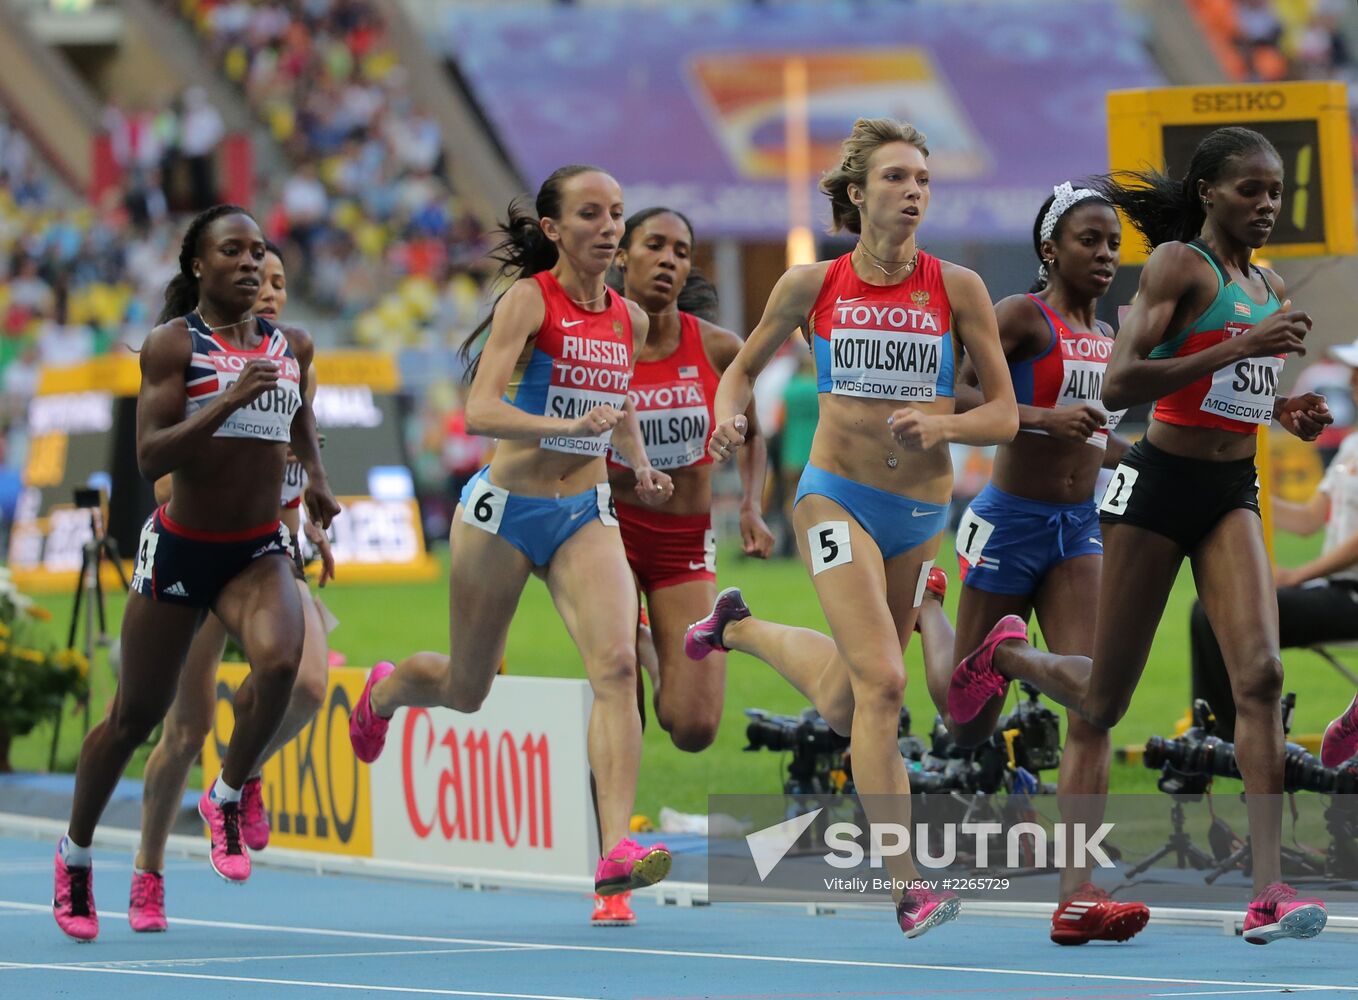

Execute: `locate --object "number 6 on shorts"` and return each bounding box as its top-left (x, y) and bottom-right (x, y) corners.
top-left (462, 478), bottom-right (508, 534)
top-left (808, 520), bottom-right (852, 576)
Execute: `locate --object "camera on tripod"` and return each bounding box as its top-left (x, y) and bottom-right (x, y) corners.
top-left (744, 707), bottom-right (881, 795)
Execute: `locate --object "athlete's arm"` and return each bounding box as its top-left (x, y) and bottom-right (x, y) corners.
top-left (709, 264), bottom-right (823, 461)
top-left (703, 320), bottom-right (774, 557)
top-left (135, 319), bottom-right (279, 481)
top-left (1102, 432), bottom-right (1131, 466)
top-left (1271, 493), bottom-right (1329, 536)
top-left (1276, 530), bottom-right (1358, 587)
top-left (284, 325), bottom-right (340, 529)
top-left (892, 265), bottom-right (1016, 449)
top-left (612, 396), bottom-right (674, 506)
top-left (464, 279), bottom-right (623, 441)
top-left (1101, 245), bottom-right (1311, 411)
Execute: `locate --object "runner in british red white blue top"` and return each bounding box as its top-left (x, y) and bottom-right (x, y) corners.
top-left (346, 167), bottom-right (678, 910)
top-left (54, 207), bottom-right (338, 941)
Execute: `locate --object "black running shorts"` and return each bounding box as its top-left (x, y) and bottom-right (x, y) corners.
top-left (1097, 437), bottom-right (1259, 551)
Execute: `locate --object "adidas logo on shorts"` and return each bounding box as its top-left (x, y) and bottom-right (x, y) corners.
top-left (164, 581), bottom-right (189, 597)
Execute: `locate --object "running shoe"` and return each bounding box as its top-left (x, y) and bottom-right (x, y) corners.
top-left (1050, 883), bottom-right (1149, 945)
top-left (240, 776), bottom-right (270, 851)
top-left (595, 837), bottom-right (672, 896)
top-left (684, 587), bottom-right (750, 659)
top-left (591, 891), bottom-right (636, 927)
top-left (913, 567), bottom-right (948, 634)
top-left (1243, 882), bottom-right (1326, 944)
top-left (128, 870), bottom-right (167, 933)
top-left (896, 886), bottom-right (960, 939)
top-left (198, 790), bottom-right (251, 883)
top-left (349, 661), bottom-right (396, 763)
top-left (1320, 692), bottom-right (1358, 768)
top-left (53, 848), bottom-right (98, 941)
top-left (947, 614), bottom-right (1027, 725)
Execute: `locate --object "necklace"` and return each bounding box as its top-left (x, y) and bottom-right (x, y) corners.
top-left (856, 242), bottom-right (919, 279)
top-left (566, 288), bottom-right (609, 308)
top-left (886, 451), bottom-right (899, 469)
top-left (194, 310), bottom-right (255, 333)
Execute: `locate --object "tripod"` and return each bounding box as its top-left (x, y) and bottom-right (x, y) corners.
top-left (1204, 836), bottom-right (1327, 885)
top-left (1125, 800), bottom-right (1216, 878)
top-left (47, 503), bottom-right (130, 769)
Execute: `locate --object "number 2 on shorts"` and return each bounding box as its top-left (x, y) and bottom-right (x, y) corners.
top-left (1099, 463), bottom-right (1139, 515)
top-left (808, 520), bottom-right (852, 576)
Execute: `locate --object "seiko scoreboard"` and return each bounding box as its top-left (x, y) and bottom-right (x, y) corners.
top-left (8, 351), bottom-right (436, 593)
top-left (1107, 81), bottom-right (1355, 263)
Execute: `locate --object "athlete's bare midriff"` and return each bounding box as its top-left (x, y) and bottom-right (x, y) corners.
top-left (808, 392), bottom-right (953, 503)
top-left (485, 438), bottom-right (608, 498)
top-left (167, 437), bottom-right (288, 531)
top-left (991, 432), bottom-right (1104, 506)
top-left (1146, 416), bottom-right (1259, 462)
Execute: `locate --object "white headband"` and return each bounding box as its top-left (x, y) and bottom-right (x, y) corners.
top-left (1037, 181), bottom-right (1101, 283)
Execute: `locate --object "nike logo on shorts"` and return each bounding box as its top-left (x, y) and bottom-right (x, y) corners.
top-left (911, 509), bottom-right (934, 518)
top-left (562, 319), bottom-right (584, 328)
top-left (687, 561), bottom-right (707, 571)
top-left (569, 509), bottom-right (587, 520)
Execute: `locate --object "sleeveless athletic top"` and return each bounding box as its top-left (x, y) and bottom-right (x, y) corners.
top-left (281, 459), bottom-right (307, 509)
top-left (1011, 294), bottom-right (1124, 449)
top-left (809, 251), bottom-right (954, 402)
top-left (1148, 240), bottom-right (1283, 432)
top-left (184, 313), bottom-right (301, 442)
top-left (504, 271), bottom-right (633, 457)
top-left (608, 311), bottom-right (721, 471)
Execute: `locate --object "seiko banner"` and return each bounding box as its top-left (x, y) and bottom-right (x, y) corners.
top-left (206, 670), bottom-right (597, 878)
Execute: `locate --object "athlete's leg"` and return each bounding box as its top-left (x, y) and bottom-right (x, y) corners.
top-left (1190, 509), bottom-right (1284, 894)
top-left (1032, 555), bottom-right (1110, 902)
top-left (648, 579), bottom-right (724, 752)
top-left (371, 513), bottom-right (533, 716)
top-left (252, 578), bottom-right (329, 769)
top-left (923, 586), bottom-right (1032, 746)
top-left (68, 596), bottom-right (204, 846)
top-left (790, 495), bottom-right (937, 895)
top-left (135, 613), bottom-right (228, 873)
top-left (991, 524), bottom-right (1183, 729)
top-left (213, 556), bottom-right (306, 789)
top-left (545, 520), bottom-right (643, 852)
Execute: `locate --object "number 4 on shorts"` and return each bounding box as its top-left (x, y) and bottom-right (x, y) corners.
top-left (1099, 464), bottom-right (1139, 516)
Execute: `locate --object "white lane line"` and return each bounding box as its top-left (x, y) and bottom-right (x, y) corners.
top-left (1149, 991), bottom-right (1329, 997)
top-left (56, 945), bottom-right (544, 968)
top-left (1, 900), bottom-right (1352, 993)
top-left (0, 964), bottom-right (602, 999)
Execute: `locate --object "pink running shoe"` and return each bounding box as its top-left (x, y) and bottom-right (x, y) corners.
top-left (947, 614), bottom-right (1027, 725)
top-left (128, 870), bottom-right (166, 933)
top-left (591, 891), bottom-right (636, 927)
top-left (240, 777), bottom-right (270, 851)
top-left (53, 848), bottom-right (98, 941)
top-left (1320, 692), bottom-right (1358, 768)
top-left (684, 587), bottom-right (750, 660)
top-left (1243, 882), bottom-right (1326, 944)
top-left (349, 661), bottom-right (395, 763)
top-left (198, 790), bottom-right (251, 883)
top-left (897, 886), bottom-right (961, 939)
top-left (595, 837), bottom-right (672, 896)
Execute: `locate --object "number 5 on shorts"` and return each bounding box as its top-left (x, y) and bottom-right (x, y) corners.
top-left (808, 520), bottom-right (852, 576)
top-left (1099, 464), bottom-right (1139, 516)
top-left (462, 478), bottom-right (508, 534)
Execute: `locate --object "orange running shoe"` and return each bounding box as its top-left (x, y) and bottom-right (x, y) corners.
top-left (591, 891), bottom-right (636, 927)
top-left (1050, 883), bottom-right (1150, 945)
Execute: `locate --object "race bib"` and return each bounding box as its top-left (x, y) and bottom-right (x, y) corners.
top-left (541, 336), bottom-right (631, 456)
top-left (1201, 356), bottom-right (1284, 426)
top-left (596, 483), bottom-right (618, 526)
top-left (808, 520), bottom-right (852, 575)
top-left (462, 477), bottom-right (509, 534)
top-left (131, 516), bottom-right (159, 589)
top-left (612, 381), bottom-right (710, 469)
top-left (1099, 464), bottom-right (1139, 515)
top-left (955, 507), bottom-right (995, 567)
top-left (829, 327), bottom-right (941, 402)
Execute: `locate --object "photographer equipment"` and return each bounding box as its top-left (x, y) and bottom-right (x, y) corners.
top-left (48, 488), bottom-right (130, 768)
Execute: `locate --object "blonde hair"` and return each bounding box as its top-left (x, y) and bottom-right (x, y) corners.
top-left (819, 118), bottom-right (930, 234)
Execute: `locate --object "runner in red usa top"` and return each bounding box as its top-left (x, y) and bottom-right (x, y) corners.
top-left (348, 166), bottom-right (679, 907)
top-left (54, 206), bottom-right (339, 941)
top-left (915, 182), bottom-right (1148, 945)
top-left (947, 128), bottom-right (1332, 944)
top-left (687, 118), bottom-right (1017, 939)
